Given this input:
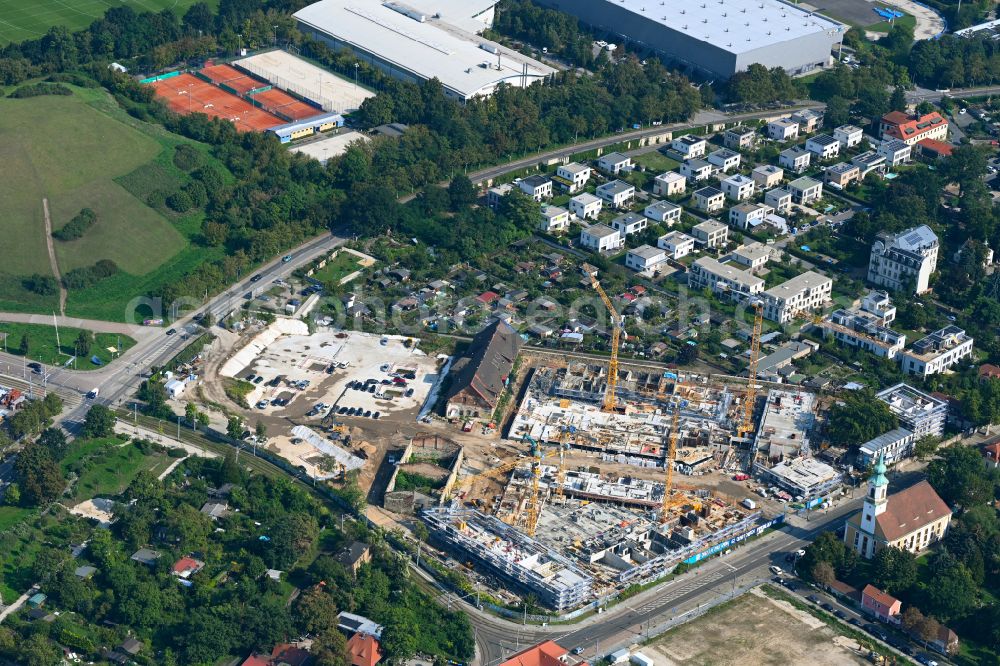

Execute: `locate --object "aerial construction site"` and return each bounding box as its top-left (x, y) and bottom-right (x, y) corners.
top-left (418, 290), bottom-right (818, 611)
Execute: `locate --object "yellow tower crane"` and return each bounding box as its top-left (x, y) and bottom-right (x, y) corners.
top-left (589, 274), bottom-right (624, 413)
top-left (659, 405), bottom-right (682, 523)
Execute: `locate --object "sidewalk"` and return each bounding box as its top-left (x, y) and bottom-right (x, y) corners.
top-left (114, 419), bottom-right (219, 459)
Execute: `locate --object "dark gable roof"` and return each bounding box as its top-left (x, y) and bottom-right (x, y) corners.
top-left (876, 480), bottom-right (951, 542)
top-left (446, 319), bottom-right (522, 409)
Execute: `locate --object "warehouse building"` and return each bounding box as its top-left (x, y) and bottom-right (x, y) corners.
top-left (534, 0), bottom-right (844, 78)
top-left (294, 0), bottom-right (555, 101)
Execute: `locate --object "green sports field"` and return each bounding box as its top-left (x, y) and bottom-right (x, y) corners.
top-left (0, 84), bottom-right (227, 321)
top-left (0, 0), bottom-right (209, 45)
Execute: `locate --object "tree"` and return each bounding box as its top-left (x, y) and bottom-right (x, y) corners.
top-left (826, 390), bottom-right (898, 447)
top-left (3, 483), bottom-right (20, 506)
top-left (255, 420), bottom-right (267, 440)
top-left (74, 330), bottom-right (92, 357)
top-left (219, 450), bottom-right (241, 484)
top-left (13, 441), bottom-right (65, 505)
top-left (313, 628), bottom-right (350, 666)
top-left (913, 435), bottom-right (940, 460)
top-left (872, 546), bottom-right (917, 595)
top-left (917, 615), bottom-right (942, 643)
top-left (812, 560), bottom-right (836, 586)
top-left (82, 404), bottom-right (116, 438)
top-left (889, 85), bottom-right (907, 112)
top-left (447, 175), bottom-right (477, 210)
top-left (927, 446), bottom-right (998, 507)
top-left (185, 402), bottom-right (198, 426)
top-left (901, 605), bottom-right (925, 633)
top-left (296, 587), bottom-right (340, 635)
top-left (37, 427), bottom-right (68, 459)
top-left (226, 415), bottom-right (244, 440)
top-left (18, 333), bottom-right (28, 355)
top-left (920, 551), bottom-right (978, 621)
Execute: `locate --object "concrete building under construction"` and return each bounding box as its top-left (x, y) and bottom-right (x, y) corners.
top-left (422, 507), bottom-right (594, 610)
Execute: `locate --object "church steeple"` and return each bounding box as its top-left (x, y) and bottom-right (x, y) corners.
top-left (861, 453), bottom-right (889, 532)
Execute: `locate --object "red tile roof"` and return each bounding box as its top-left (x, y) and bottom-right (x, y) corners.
top-left (476, 291), bottom-right (499, 304)
top-left (499, 641), bottom-right (568, 666)
top-left (347, 634), bottom-right (382, 666)
top-left (241, 644), bottom-right (312, 666)
top-left (979, 363), bottom-right (1000, 379)
top-left (863, 584), bottom-right (900, 611)
top-left (983, 442), bottom-right (1000, 462)
top-left (882, 111), bottom-right (947, 141)
top-left (171, 556), bottom-right (203, 575)
top-left (917, 138), bottom-right (954, 157)
top-left (876, 480), bottom-right (951, 542)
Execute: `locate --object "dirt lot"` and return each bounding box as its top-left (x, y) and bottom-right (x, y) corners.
top-left (646, 589), bottom-right (868, 666)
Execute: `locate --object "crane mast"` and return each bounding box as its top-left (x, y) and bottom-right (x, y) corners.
top-left (589, 275), bottom-right (623, 413)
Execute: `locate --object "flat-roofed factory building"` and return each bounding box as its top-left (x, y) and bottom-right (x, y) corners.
top-left (294, 0), bottom-right (556, 101)
top-left (533, 0), bottom-right (845, 78)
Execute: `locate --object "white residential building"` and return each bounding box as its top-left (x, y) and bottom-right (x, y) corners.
top-left (834, 124), bottom-right (864, 149)
top-left (861, 290), bottom-right (897, 326)
top-left (653, 171), bottom-right (686, 197)
top-left (752, 164), bottom-right (784, 189)
top-left (900, 326), bottom-right (974, 377)
top-left (597, 152), bottom-right (632, 175)
top-left (580, 224), bottom-right (624, 253)
top-left (805, 133), bottom-right (840, 161)
top-left (724, 126), bottom-right (757, 150)
top-left (787, 176), bottom-right (823, 204)
top-left (877, 383), bottom-right (948, 438)
top-left (644, 200), bottom-right (682, 225)
top-left (730, 242), bottom-right (771, 271)
top-left (539, 205), bottom-right (570, 234)
top-left (625, 244), bottom-right (668, 275)
top-left (767, 118), bottom-right (799, 141)
top-left (823, 298), bottom-right (907, 359)
top-left (730, 202), bottom-right (773, 229)
top-left (867, 225), bottom-right (939, 294)
top-left (518, 175), bottom-right (552, 201)
top-left (765, 188), bottom-right (793, 213)
top-left (658, 231), bottom-right (696, 259)
top-left (878, 139), bottom-right (912, 168)
top-left (762, 271), bottom-right (833, 323)
top-left (853, 151), bottom-right (887, 178)
top-left (595, 180), bottom-right (635, 208)
top-left (693, 186), bottom-right (725, 213)
top-left (555, 162), bottom-right (592, 193)
top-left (707, 148), bottom-right (742, 173)
top-left (721, 174), bottom-right (755, 201)
top-left (688, 256), bottom-right (764, 300)
top-left (791, 109), bottom-right (823, 133)
top-left (569, 192), bottom-right (602, 220)
top-left (691, 219), bottom-right (728, 248)
top-left (779, 147), bottom-right (811, 173)
top-left (679, 158), bottom-right (714, 181)
top-left (487, 183), bottom-right (513, 208)
top-left (611, 212), bottom-right (648, 237)
top-left (672, 134), bottom-right (707, 157)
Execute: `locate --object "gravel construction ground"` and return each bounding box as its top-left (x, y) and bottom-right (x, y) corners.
top-left (645, 588), bottom-right (868, 665)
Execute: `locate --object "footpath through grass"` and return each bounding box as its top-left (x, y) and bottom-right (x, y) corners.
top-left (0, 322), bottom-right (135, 368)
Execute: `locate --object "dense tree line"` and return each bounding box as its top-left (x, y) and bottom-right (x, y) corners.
top-left (910, 34), bottom-right (1000, 89)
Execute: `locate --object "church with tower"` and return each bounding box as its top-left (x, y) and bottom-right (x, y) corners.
top-left (843, 454), bottom-right (953, 559)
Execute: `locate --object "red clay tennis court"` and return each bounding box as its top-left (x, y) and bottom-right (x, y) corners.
top-left (199, 63), bottom-right (263, 95)
top-left (149, 73), bottom-right (283, 132)
top-left (250, 87), bottom-right (321, 121)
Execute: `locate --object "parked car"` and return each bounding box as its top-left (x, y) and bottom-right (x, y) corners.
top-left (256, 400), bottom-right (269, 409)
top-left (372, 412), bottom-right (380, 420)
top-left (282, 255), bottom-right (292, 263)
top-left (338, 406), bottom-right (348, 415)
top-left (363, 410), bottom-right (371, 418)
top-left (768, 565), bottom-right (783, 576)
top-left (405, 388), bottom-right (414, 397)
top-left (806, 595), bottom-right (820, 604)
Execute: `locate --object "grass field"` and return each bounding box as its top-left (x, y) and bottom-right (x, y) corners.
top-left (868, 14), bottom-right (916, 32)
top-left (0, 322), bottom-right (136, 367)
top-left (310, 252), bottom-right (364, 284)
top-left (62, 437), bottom-right (173, 500)
top-left (0, 0), bottom-right (213, 45)
top-left (0, 84), bottom-right (229, 321)
top-left (633, 151), bottom-right (681, 173)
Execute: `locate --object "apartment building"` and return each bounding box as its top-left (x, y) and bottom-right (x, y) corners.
top-left (805, 133), bottom-right (840, 161)
top-left (900, 326), bottom-right (974, 377)
top-left (625, 245), bottom-right (668, 275)
top-left (730, 242), bottom-right (771, 271)
top-left (580, 224), bottom-right (624, 253)
top-left (688, 256), bottom-right (764, 300)
top-left (867, 225), bottom-right (939, 294)
top-left (762, 270), bottom-right (833, 323)
top-left (834, 124), bottom-right (864, 149)
top-left (487, 183), bottom-right (513, 208)
top-left (852, 150), bottom-right (888, 178)
top-left (877, 383), bottom-right (947, 438)
top-left (823, 307), bottom-right (907, 359)
top-left (538, 205), bottom-right (570, 234)
top-left (791, 108), bottom-right (823, 133)
top-left (730, 202), bottom-right (774, 229)
top-left (879, 110), bottom-right (949, 145)
top-left (878, 139), bottom-right (912, 168)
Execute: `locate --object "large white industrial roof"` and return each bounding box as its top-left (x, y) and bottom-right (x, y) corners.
top-left (611, 0), bottom-right (843, 54)
top-left (293, 0), bottom-right (555, 99)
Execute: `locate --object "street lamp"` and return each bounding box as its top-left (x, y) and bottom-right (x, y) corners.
top-left (354, 62), bottom-right (359, 94)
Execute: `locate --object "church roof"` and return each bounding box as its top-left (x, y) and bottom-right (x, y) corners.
top-left (874, 480), bottom-right (951, 542)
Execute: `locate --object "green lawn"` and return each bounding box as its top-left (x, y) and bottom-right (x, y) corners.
top-left (62, 437), bottom-right (173, 500)
top-left (0, 322), bottom-right (135, 367)
top-left (633, 151), bottom-right (681, 173)
top-left (868, 13), bottom-right (916, 33)
top-left (0, 84), bottom-right (229, 321)
top-left (0, 0), bottom-right (214, 45)
top-left (310, 251), bottom-right (364, 284)
top-left (0, 506), bottom-right (33, 532)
